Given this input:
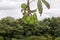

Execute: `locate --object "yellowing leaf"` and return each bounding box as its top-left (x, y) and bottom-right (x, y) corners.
top-left (42, 0), bottom-right (50, 9)
top-left (37, 0), bottom-right (43, 16)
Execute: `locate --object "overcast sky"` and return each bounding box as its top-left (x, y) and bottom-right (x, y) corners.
top-left (0, 0), bottom-right (60, 20)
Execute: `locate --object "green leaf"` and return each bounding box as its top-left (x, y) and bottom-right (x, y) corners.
top-left (37, 0), bottom-right (43, 16)
top-left (33, 13), bottom-right (37, 19)
top-left (42, 0), bottom-right (50, 9)
top-left (34, 19), bottom-right (38, 24)
top-left (29, 20), bottom-right (34, 25)
top-left (25, 16), bottom-right (31, 22)
top-left (23, 16), bottom-right (28, 24)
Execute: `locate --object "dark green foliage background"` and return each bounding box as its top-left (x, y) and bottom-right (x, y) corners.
top-left (0, 17), bottom-right (60, 40)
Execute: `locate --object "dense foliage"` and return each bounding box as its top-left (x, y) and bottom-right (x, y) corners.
top-left (0, 17), bottom-right (60, 40)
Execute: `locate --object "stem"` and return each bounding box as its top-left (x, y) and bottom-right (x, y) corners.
top-left (27, 0), bottom-right (31, 15)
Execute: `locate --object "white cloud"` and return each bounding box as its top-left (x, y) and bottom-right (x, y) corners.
top-left (0, 0), bottom-right (21, 19)
top-left (44, 9), bottom-right (60, 17)
top-left (0, 0), bottom-right (20, 10)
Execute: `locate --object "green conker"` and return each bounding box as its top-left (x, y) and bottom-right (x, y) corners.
top-left (21, 3), bottom-right (27, 9)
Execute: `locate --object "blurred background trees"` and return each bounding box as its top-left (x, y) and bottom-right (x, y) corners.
top-left (0, 17), bottom-right (60, 40)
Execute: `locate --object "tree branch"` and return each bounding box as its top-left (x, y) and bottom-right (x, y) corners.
top-left (27, 0), bottom-right (31, 15)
